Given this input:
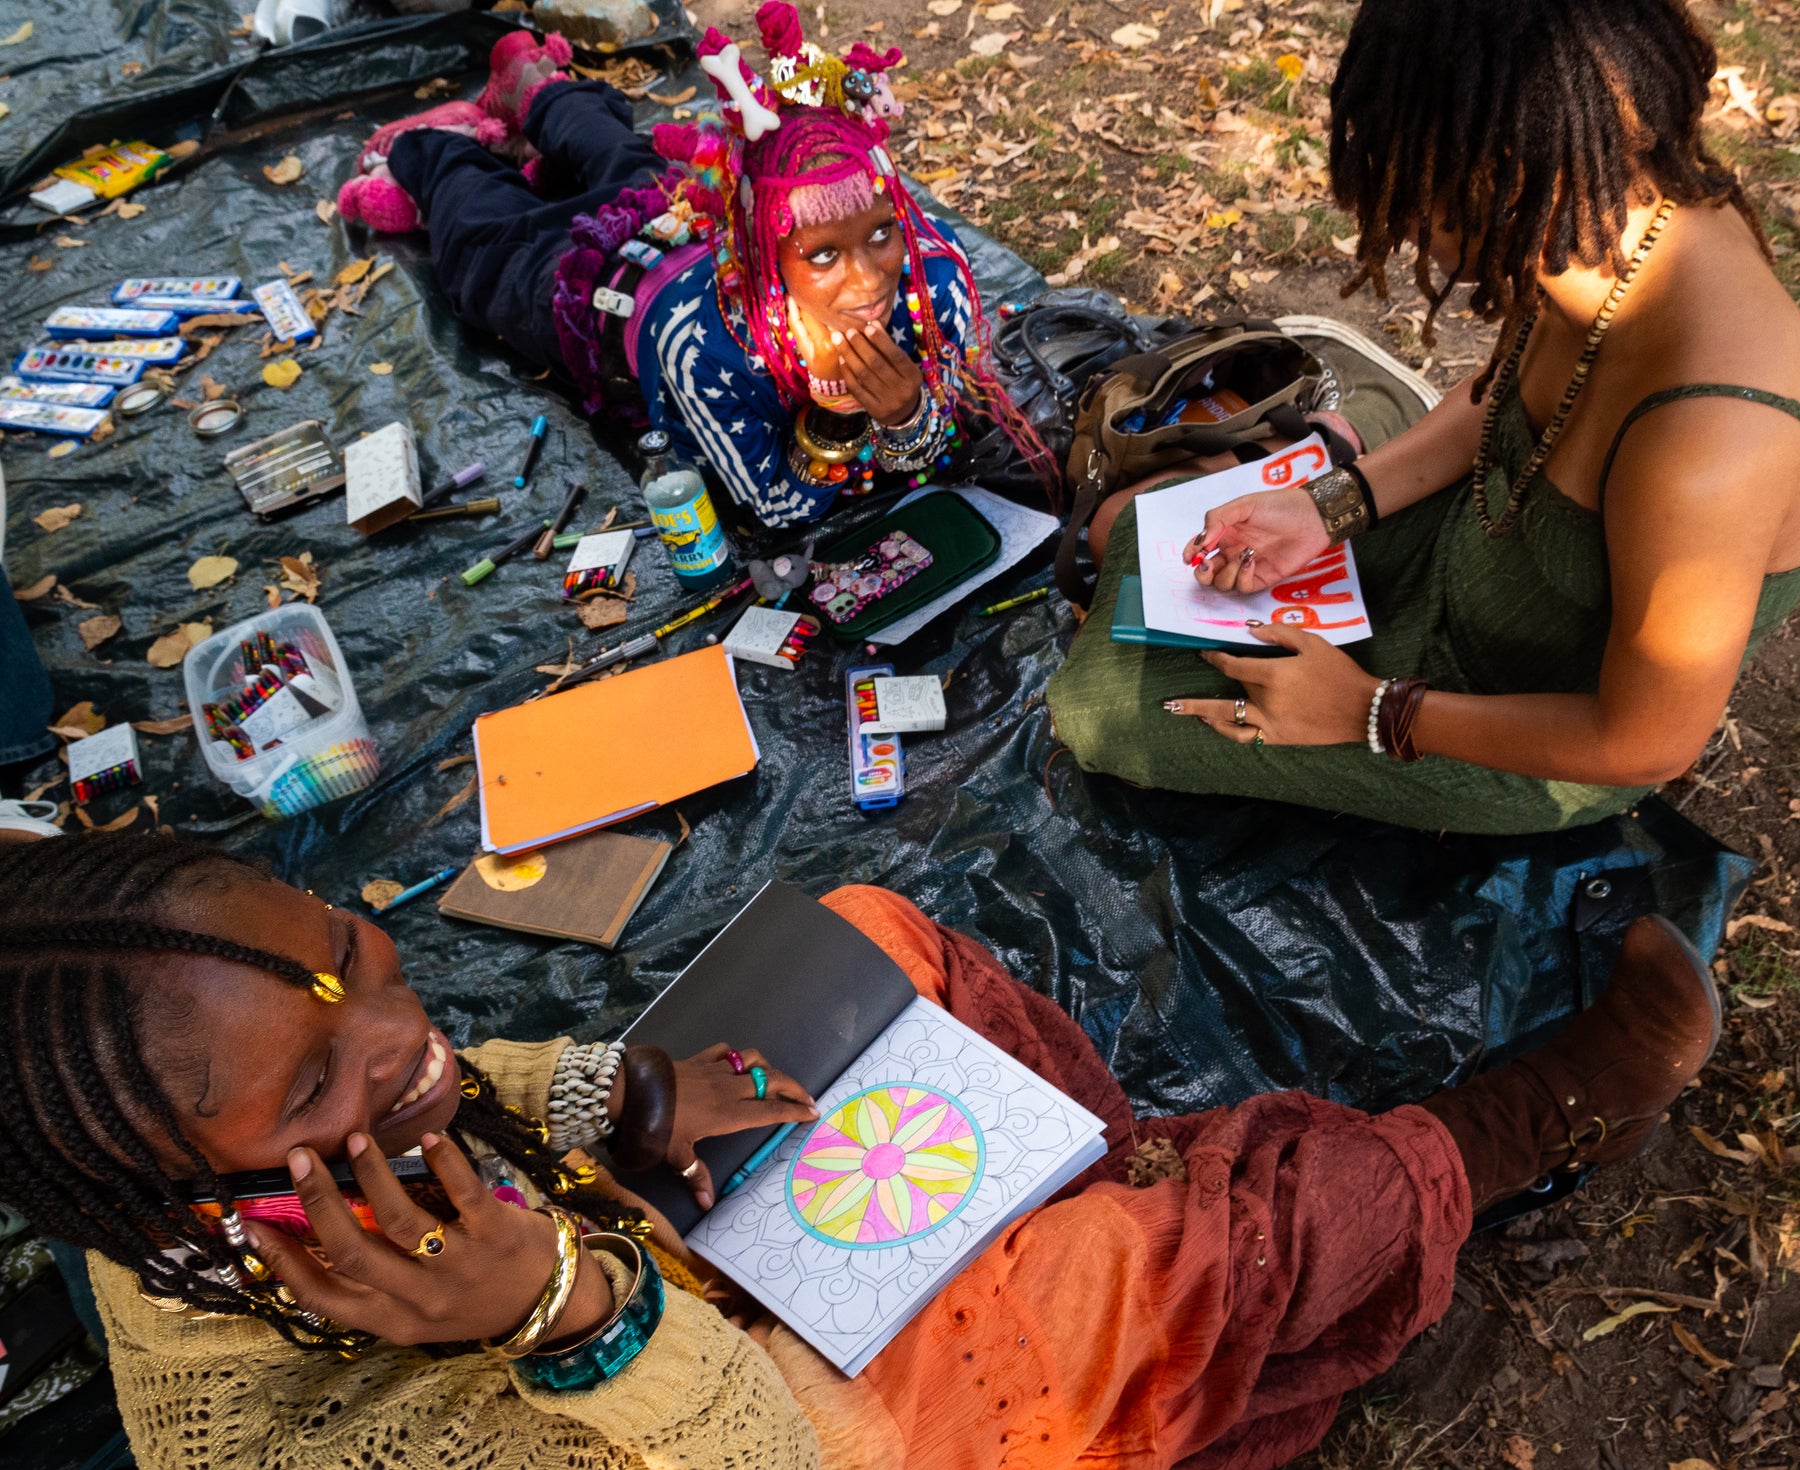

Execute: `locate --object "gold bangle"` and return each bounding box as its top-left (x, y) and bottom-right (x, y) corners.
top-left (484, 1207), bottom-right (583, 1359)
top-left (792, 406), bottom-right (871, 465)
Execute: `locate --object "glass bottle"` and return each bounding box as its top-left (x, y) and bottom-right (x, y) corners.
top-left (637, 430), bottom-right (734, 593)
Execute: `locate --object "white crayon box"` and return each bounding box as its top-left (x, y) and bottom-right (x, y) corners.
top-left (0, 376), bottom-right (116, 408)
top-left (130, 295), bottom-right (259, 318)
top-left (51, 335), bottom-right (187, 364)
top-left (43, 305), bottom-right (181, 339)
top-left (252, 279), bottom-right (317, 342)
top-left (13, 346), bottom-right (145, 386)
top-left (0, 400), bottom-right (112, 438)
top-left (113, 277), bottom-right (242, 304)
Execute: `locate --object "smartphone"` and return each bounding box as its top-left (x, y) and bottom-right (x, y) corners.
top-left (189, 1154), bottom-right (450, 1247)
top-left (809, 530), bottom-right (934, 624)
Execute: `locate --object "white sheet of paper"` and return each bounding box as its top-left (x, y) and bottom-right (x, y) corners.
top-left (866, 484), bottom-right (1060, 646)
top-left (1133, 435), bottom-right (1373, 646)
top-left (685, 995), bottom-right (1107, 1376)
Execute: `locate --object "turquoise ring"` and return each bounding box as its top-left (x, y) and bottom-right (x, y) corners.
top-left (750, 1065), bottom-right (769, 1100)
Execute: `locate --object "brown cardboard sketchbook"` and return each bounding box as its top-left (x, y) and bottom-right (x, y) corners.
top-left (436, 829), bottom-right (672, 949)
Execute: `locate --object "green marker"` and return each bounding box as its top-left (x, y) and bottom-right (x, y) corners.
top-left (978, 586), bottom-right (1050, 616)
top-left (461, 520), bottom-right (551, 586)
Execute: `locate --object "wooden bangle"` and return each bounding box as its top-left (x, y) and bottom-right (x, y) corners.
top-left (609, 1046), bottom-right (677, 1172)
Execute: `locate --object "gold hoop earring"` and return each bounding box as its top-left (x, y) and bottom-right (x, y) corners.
top-left (311, 972), bottom-right (346, 1004)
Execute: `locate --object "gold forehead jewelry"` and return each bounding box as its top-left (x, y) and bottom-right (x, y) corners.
top-left (311, 972), bottom-right (346, 1004)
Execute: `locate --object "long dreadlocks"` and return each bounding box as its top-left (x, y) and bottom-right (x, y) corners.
top-left (0, 831), bottom-right (642, 1353)
top-left (1329, 0), bottom-right (1768, 395)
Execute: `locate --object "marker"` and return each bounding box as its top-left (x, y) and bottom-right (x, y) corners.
top-left (536, 633), bottom-right (661, 697)
top-left (720, 1124), bottom-right (798, 1199)
top-left (652, 576), bottom-right (755, 639)
top-left (416, 461), bottom-right (486, 510)
top-left (533, 481), bottom-right (587, 560)
top-left (374, 866), bottom-right (458, 913)
top-left (1186, 541), bottom-right (1224, 569)
top-left (978, 586), bottom-right (1050, 616)
top-left (461, 519), bottom-right (553, 586)
top-left (551, 518), bottom-right (651, 551)
top-left (407, 497), bottom-right (501, 522)
top-left (512, 414), bottom-right (548, 490)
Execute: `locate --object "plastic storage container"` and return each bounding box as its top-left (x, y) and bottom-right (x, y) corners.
top-left (182, 604), bottom-right (379, 818)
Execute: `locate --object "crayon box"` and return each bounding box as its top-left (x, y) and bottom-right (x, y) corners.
top-left (846, 664), bottom-right (905, 811)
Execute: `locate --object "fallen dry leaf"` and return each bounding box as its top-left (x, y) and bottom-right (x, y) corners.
top-left (120, 59), bottom-right (143, 78)
top-left (0, 102), bottom-right (10, 122)
top-left (116, 201), bottom-right (146, 219)
top-left (132, 714), bottom-right (194, 736)
top-left (145, 621), bottom-right (211, 669)
top-left (1670, 1321), bottom-right (1731, 1374)
top-left (179, 312), bottom-right (254, 333)
top-left (51, 701), bottom-right (106, 737)
top-left (262, 358), bottom-right (303, 389)
top-left (985, 1), bottom-right (1021, 17)
top-left (1582, 1300), bottom-right (1675, 1341)
top-left (969, 31), bottom-right (1012, 55)
top-left (362, 878), bottom-right (406, 910)
top-left (48, 441), bottom-right (81, 460)
top-left (927, 0), bottom-right (961, 14)
top-left (577, 598), bottom-right (629, 630)
top-left (1669, 1461), bottom-right (1721, 1470)
top-left (199, 374), bottom-right (227, 401)
top-left (335, 257), bottom-right (374, 286)
top-left (54, 234), bottom-right (86, 248)
top-left (369, 362), bottom-right (393, 375)
top-left (27, 255), bottom-right (54, 272)
top-left (1501, 1436), bottom-right (1535, 1470)
top-left (14, 572), bottom-right (56, 600)
top-left (279, 552), bottom-right (322, 603)
top-left (647, 86), bottom-right (697, 105)
top-left (168, 141), bottom-right (200, 161)
top-left (52, 583), bottom-right (98, 609)
top-left (1110, 21), bottom-right (1159, 47)
top-left (186, 554), bottom-right (239, 590)
top-left (263, 154), bottom-right (304, 186)
top-left (33, 503), bottom-right (82, 533)
top-left (0, 20), bottom-right (32, 45)
top-left (75, 804), bottom-right (139, 830)
top-left (426, 774), bottom-right (477, 828)
top-left (316, 198), bottom-right (338, 225)
top-left (1729, 913), bottom-right (1796, 939)
top-left (436, 754), bottom-right (475, 773)
top-left (78, 613), bottom-right (122, 650)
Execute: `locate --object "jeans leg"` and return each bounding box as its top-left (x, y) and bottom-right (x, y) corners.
top-left (524, 80), bottom-right (662, 195)
top-left (0, 565), bottom-right (55, 768)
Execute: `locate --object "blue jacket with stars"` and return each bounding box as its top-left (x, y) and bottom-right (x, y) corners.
top-left (637, 230), bottom-right (975, 528)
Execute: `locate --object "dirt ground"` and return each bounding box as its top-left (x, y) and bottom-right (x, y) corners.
top-left (676, 0), bottom-right (1800, 1465)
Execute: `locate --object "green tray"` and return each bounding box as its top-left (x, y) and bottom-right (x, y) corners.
top-left (809, 491), bottom-right (1002, 640)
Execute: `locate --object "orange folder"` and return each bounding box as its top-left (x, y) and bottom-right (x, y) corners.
top-left (473, 644), bottom-right (759, 854)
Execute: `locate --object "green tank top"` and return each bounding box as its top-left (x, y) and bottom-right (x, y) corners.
top-left (1431, 382), bottom-right (1800, 697)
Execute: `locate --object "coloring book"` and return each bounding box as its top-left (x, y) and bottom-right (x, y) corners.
top-left (1133, 434), bottom-right (1373, 646)
top-left (684, 994), bottom-right (1107, 1376)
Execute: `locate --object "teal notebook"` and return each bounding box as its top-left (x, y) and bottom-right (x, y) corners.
top-left (1110, 575), bottom-right (1277, 654)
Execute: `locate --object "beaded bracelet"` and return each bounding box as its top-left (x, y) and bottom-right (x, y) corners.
top-left (546, 1041), bottom-right (626, 1153)
top-left (1366, 679), bottom-right (1391, 756)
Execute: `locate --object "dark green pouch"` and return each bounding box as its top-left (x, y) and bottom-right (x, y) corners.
top-left (808, 491), bottom-right (1002, 641)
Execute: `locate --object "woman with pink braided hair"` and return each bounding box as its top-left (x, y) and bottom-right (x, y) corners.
top-left (335, 10), bottom-right (1053, 528)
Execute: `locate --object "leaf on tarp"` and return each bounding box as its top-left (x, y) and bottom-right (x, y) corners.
top-left (335, 257), bottom-right (375, 286)
top-left (369, 362), bottom-right (393, 375)
top-left (47, 440), bottom-right (80, 459)
top-left (50, 701), bottom-right (106, 738)
top-left (199, 375), bottom-right (227, 401)
top-left (1581, 1300), bottom-right (1675, 1341)
top-left (577, 597), bottom-right (629, 630)
top-left (116, 201), bottom-right (147, 219)
top-left (78, 613), bottom-right (121, 650)
top-left (186, 554), bottom-right (239, 589)
top-left (262, 358), bottom-right (303, 389)
top-left (54, 234), bottom-right (86, 248)
top-left (263, 155), bottom-right (304, 186)
top-left (146, 621), bottom-right (211, 669)
top-left (1110, 22), bottom-right (1159, 46)
top-left (166, 140), bottom-right (200, 160)
top-left (0, 21), bottom-right (33, 45)
top-left (33, 503), bottom-right (82, 532)
top-left (537, 636), bottom-right (582, 677)
top-left (15, 573), bottom-right (56, 600)
top-left (76, 804), bottom-right (139, 832)
top-left (180, 312), bottom-right (254, 333)
top-left (132, 714), bottom-right (194, 736)
top-left (426, 774), bottom-right (476, 828)
top-left (316, 199), bottom-right (338, 225)
top-left (362, 878), bottom-right (405, 911)
top-left (53, 583), bottom-right (98, 609)
top-left (436, 754), bottom-right (475, 773)
top-left (279, 552), bottom-right (321, 603)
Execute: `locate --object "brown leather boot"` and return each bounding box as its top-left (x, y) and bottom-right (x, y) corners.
top-left (1420, 915), bottom-right (1721, 1214)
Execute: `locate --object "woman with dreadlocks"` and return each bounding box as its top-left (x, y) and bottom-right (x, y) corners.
top-left (0, 828), bottom-right (1724, 1467)
top-left (1049, 0), bottom-right (1800, 835)
top-left (336, 7), bottom-right (1051, 527)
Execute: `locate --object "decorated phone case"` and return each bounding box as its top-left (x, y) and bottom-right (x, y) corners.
top-left (808, 530), bottom-right (935, 624)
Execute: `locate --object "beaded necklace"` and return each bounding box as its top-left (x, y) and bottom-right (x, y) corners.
top-left (1471, 199), bottom-right (1676, 538)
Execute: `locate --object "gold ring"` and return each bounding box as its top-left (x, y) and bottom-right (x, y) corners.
top-left (1234, 698), bottom-right (1247, 726)
top-left (410, 1224), bottom-right (447, 1259)
top-left (1252, 730), bottom-right (1266, 747)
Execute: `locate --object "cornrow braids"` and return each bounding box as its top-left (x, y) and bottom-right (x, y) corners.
top-left (0, 832), bottom-right (644, 1354)
top-left (1329, 0), bottom-right (1769, 396)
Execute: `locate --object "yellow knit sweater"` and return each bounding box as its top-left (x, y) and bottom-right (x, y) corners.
top-left (89, 1038), bottom-right (859, 1470)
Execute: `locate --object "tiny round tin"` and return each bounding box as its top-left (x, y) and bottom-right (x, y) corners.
top-left (188, 399), bottom-right (243, 437)
top-left (114, 382), bottom-right (166, 417)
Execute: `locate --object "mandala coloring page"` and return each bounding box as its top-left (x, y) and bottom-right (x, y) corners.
top-left (686, 996), bottom-right (1104, 1371)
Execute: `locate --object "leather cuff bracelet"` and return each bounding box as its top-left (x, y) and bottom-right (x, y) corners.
top-left (608, 1046), bottom-right (677, 1173)
top-left (1304, 464), bottom-right (1376, 544)
top-left (1376, 677), bottom-right (1431, 763)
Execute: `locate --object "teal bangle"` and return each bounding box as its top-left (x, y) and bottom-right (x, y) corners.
top-left (514, 1233), bottom-right (665, 1392)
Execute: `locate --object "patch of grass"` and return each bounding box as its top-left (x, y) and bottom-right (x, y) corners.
top-left (1728, 930), bottom-right (1800, 1002)
top-left (1718, 2), bottom-right (1800, 94)
top-left (955, 53), bottom-right (1010, 80)
top-left (1086, 247), bottom-right (1129, 283)
top-left (1223, 57), bottom-right (1280, 103)
top-left (1153, 153), bottom-right (1192, 182)
top-left (1273, 122), bottom-right (1325, 172)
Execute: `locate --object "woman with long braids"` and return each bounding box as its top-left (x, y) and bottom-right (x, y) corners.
top-left (336, 6), bottom-right (1051, 526)
top-left (1049, 0), bottom-right (1800, 835)
top-left (0, 830), bottom-right (1723, 1467)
